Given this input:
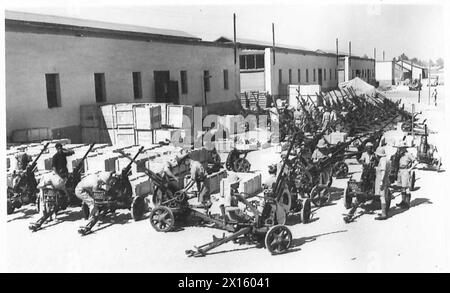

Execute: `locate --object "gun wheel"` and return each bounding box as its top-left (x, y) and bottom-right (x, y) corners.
top-left (131, 196), bottom-right (146, 221)
top-left (7, 199), bottom-right (14, 215)
top-left (152, 187), bottom-right (173, 208)
top-left (333, 161), bottom-right (349, 178)
top-left (310, 185), bottom-right (331, 207)
top-left (344, 187), bottom-right (353, 209)
top-left (82, 203), bottom-right (90, 220)
top-left (410, 171), bottom-right (416, 190)
top-left (301, 198), bottom-right (312, 223)
top-left (149, 206), bottom-right (175, 232)
top-left (265, 225), bottom-right (292, 255)
top-left (234, 158), bottom-right (251, 173)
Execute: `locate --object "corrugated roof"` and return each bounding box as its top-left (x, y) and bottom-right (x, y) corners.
top-left (5, 10), bottom-right (201, 41)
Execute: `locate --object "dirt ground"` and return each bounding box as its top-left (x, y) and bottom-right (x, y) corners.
top-left (5, 85), bottom-right (449, 273)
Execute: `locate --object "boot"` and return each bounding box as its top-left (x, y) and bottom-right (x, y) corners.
top-left (404, 193), bottom-right (411, 209)
top-left (375, 203), bottom-right (388, 220)
top-left (396, 192), bottom-right (407, 208)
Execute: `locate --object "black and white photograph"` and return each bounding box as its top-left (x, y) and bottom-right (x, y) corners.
top-left (1, 0), bottom-right (449, 275)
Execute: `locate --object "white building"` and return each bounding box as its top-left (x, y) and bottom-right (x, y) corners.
top-left (215, 37), bottom-right (376, 99)
top-left (5, 11), bottom-right (240, 142)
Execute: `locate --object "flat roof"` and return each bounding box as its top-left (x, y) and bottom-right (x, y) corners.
top-left (215, 36), bottom-right (374, 61)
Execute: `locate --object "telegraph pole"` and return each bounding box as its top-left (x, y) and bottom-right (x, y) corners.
top-left (428, 60), bottom-right (431, 105)
top-left (233, 13), bottom-right (237, 65)
top-left (272, 23), bottom-right (276, 65)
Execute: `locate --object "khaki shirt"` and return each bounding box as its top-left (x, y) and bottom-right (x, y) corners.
top-left (360, 152), bottom-right (375, 165)
top-left (399, 152), bottom-right (415, 169)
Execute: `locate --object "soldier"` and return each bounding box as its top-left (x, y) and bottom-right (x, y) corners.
top-left (75, 171), bottom-right (115, 221)
top-left (394, 141), bottom-right (417, 209)
top-left (188, 155), bottom-right (211, 208)
top-left (358, 142), bottom-right (376, 166)
top-left (374, 147), bottom-right (391, 220)
top-left (311, 139), bottom-right (332, 187)
top-left (52, 143), bottom-right (75, 180)
top-left (162, 150), bottom-right (189, 193)
top-left (262, 164), bottom-right (278, 192)
top-left (10, 152), bottom-right (33, 186)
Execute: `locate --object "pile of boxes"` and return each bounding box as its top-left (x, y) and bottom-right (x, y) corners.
top-left (80, 103), bottom-right (201, 147)
top-left (220, 172), bottom-right (262, 198)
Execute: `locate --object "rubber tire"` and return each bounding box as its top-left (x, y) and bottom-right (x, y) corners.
top-left (264, 225), bottom-right (292, 255)
top-left (344, 187), bottom-right (353, 209)
top-left (333, 161), bottom-right (349, 178)
top-left (7, 199), bottom-right (14, 215)
top-left (301, 198), bottom-right (312, 224)
top-left (131, 196), bottom-right (146, 221)
top-left (310, 185), bottom-right (330, 207)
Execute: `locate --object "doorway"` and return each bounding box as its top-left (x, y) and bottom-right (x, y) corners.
top-left (154, 71), bottom-right (170, 103)
top-left (318, 69), bottom-right (323, 86)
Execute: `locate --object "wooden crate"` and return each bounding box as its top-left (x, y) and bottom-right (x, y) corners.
top-left (134, 105), bottom-right (162, 130)
top-left (135, 130), bottom-right (154, 146)
top-left (167, 105), bottom-right (193, 129)
top-left (116, 128), bottom-right (135, 147)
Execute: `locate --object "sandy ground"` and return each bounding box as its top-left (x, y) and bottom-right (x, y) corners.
top-left (5, 85), bottom-right (450, 273)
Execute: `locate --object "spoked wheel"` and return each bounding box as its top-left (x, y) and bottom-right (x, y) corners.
top-left (149, 206), bottom-right (175, 232)
top-left (234, 158), bottom-right (251, 172)
top-left (333, 161), bottom-right (349, 179)
top-left (265, 225), bottom-right (292, 255)
top-left (301, 198), bottom-right (312, 224)
top-left (344, 187), bottom-right (353, 209)
top-left (7, 199), bottom-right (14, 215)
top-left (309, 185), bottom-right (331, 207)
top-left (131, 196), bottom-right (147, 221)
top-left (410, 171), bottom-right (416, 190)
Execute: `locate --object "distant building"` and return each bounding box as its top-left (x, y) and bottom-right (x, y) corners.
top-left (376, 59), bottom-right (428, 87)
top-left (5, 11), bottom-right (240, 142)
top-left (215, 37), bottom-right (375, 98)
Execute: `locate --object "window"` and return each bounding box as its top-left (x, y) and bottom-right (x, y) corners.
top-left (324, 68), bottom-right (326, 81)
top-left (94, 73), bottom-right (106, 103)
top-left (255, 55), bottom-right (264, 68)
top-left (180, 71), bottom-right (188, 94)
top-left (329, 69), bottom-right (332, 80)
top-left (313, 69), bottom-right (316, 82)
top-left (306, 69), bottom-right (309, 83)
top-left (298, 69), bottom-right (301, 83)
top-left (279, 69), bottom-right (283, 84)
top-left (132, 72), bottom-right (142, 99)
top-left (246, 55), bottom-right (255, 69)
top-left (288, 69), bottom-right (292, 84)
top-left (335, 69), bottom-right (338, 80)
top-left (45, 73), bottom-right (61, 108)
top-left (204, 70), bottom-right (210, 92)
top-left (223, 69), bottom-right (229, 90)
top-left (239, 55), bottom-right (246, 70)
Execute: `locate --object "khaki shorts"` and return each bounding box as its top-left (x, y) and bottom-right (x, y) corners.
top-left (397, 169), bottom-right (410, 188)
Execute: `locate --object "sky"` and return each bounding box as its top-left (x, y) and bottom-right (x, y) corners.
top-left (3, 0), bottom-right (448, 61)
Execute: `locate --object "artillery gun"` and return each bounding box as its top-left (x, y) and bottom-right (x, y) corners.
top-left (184, 133), bottom-right (308, 257)
top-left (415, 124), bottom-right (441, 171)
top-left (7, 143), bottom-right (49, 215)
top-left (28, 143), bottom-right (96, 232)
top-left (78, 146), bottom-right (146, 235)
top-left (225, 147), bottom-right (255, 173)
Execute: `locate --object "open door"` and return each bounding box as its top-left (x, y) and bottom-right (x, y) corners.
top-left (168, 81), bottom-right (180, 105)
top-left (318, 69), bottom-right (323, 86)
top-left (154, 71), bottom-right (170, 102)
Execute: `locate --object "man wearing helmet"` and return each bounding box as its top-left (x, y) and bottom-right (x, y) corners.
top-left (358, 142), bottom-right (377, 166)
top-left (162, 149), bottom-right (189, 193)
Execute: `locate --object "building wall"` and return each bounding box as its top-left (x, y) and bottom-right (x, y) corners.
top-left (348, 58), bottom-right (376, 84)
top-left (265, 48), bottom-right (339, 96)
top-left (240, 71), bottom-right (265, 92)
top-left (5, 30), bottom-right (239, 139)
top-left (376, 61), bottom-right (395, 86)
